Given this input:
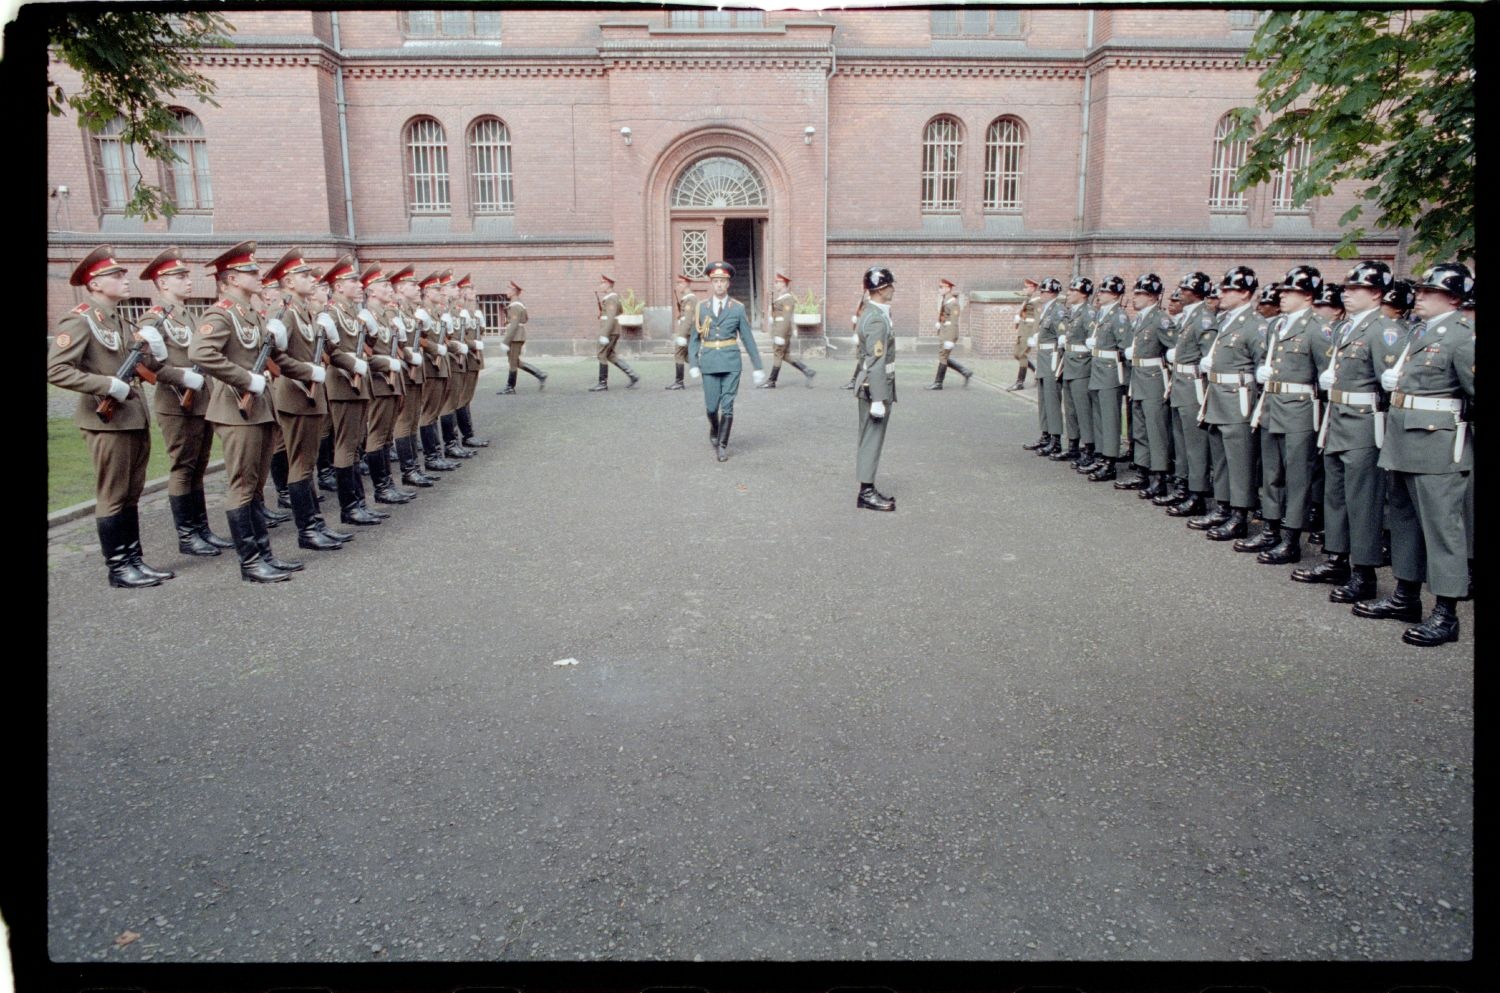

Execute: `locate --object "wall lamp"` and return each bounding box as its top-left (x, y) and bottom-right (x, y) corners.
top-left (804, 126), bottom-right (816, 145)
top-left (620, 126), bottom-right (632, 146)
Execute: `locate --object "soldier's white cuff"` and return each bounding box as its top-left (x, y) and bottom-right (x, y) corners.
top-left (411, 352), bottom-right (424, 367)
top-left (942, 340), bottom-right (954, 351)
top-left (438, 344), bottom-right (448, 356)
top-left (497, 342), bottom-right (509, 352)
top-left (474, 340), bottom-right (484, 351)
top-left (773, 336), bottom-right (786, 346)
top-left (599, 314), bottom-right (610, 321)
top-left (353, 359), bottom-right (369, 376)
top-left (247, 373), bottom-right (266, 395)
top-left (107, 377), bottom-right (130, 401)
top-left (455, 342), bottom-right (469, 355)
top-left (310, 366), bottom-right (326, 384)
top-left (674, 336), bottom-right (688, 347)
top-left (598, 335), bottom-right (610, 345)
top-left (182, 370), bottom-right (206, 391)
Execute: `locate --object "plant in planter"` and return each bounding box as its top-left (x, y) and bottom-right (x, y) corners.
top-left (792, 290), bottom-right (822, 326)
top-left (617, 289), bottom-right (645, 327)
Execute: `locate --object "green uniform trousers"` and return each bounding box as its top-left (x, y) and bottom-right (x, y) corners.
top-left (1064, 377), bottom-right (1093, 445)
top-left (1130, 393), bottom-right (1170, 471)
top-left (158, 412), bottom-right (215, 497)
top-left (1258, 428), bottom-right (1317, 527)
top-left (1170, 406), bottom-right (1212, 492)
top-left (1208, 422), bottom-right (1257, 509)
top-left (1388, 469), bottom-right (1471, 598)
top-left (701, 369), bottom-right (743, 417)
top-left (86, 428), bottom-right (151, 519)
top-left (1322, 446), bottom-right (1385, 566)
top-left (1036, 351), bottom-right (1064, 435)
top-left (214, 422), bottom-right (273, 508)
top-left (856, 398), bottom-right (889, 485)
top-left (1089, 386), bottom-right (1124, 458)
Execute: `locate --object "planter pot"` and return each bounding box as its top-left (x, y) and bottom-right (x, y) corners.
top-left (793, 313), bottom-right (822, 327)
top-left (617, 314), bottom-right (644, 328)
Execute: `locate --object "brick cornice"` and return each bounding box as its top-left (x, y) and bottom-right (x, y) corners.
top-left (835, 59), bottom-right (1083, 79)
top-left (343, 60), bottom-right (605, 79)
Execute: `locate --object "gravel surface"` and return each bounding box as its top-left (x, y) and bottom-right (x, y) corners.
top-left (47, 356), bottom-right (1474, 962)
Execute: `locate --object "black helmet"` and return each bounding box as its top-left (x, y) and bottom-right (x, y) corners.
top-left (1463, 285), bottom-right (1474, 309)
top-left (1382, 279), bottom-right (1415, 312)
top-left (1279, 265), bottom-right (1323, 294)
top-left (1344, 260), bottom-right (1393, 291)
top-left (1258, 284), bottom-right (1282, 306)
top-left (1220, 265), bottom-right (1258, 293)
top-left (1132, 273), bottom-right (1163, 296)
top-left (1415, 262), bottom-right (1474, 300)
top-left (1169, 288), bottom-right (1182, 301)
top-left (1178, 271), bottom-right (1214, 298)
top-left (1097, 275), bottom-right (1126, 296)
top-left (1207, 285), bottom-right (1221, 300)
top-left (1068, 276), bottom-right (1094, 296)
top-left (1038, 277), bottom-right (1062, 294)
top-left (862, 266), bottom-right (895, 292)
top-left (1313, 282), bottom-right (1344, 310)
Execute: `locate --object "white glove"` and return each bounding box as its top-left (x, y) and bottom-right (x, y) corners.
top-left (353, 358), bottom-right (369, 377)
top-left (869, 400), bottom-right (886, 420)
top-left (598, 335), bottom-right (610, 345)
top-left (1198, 355), bottom-right (1212, 374)
top-left (1124, 345), bottom-right (1135, 361)
top-left (1013, 313), bottom-right (1021, 324)
top-left (752, 369), bottom-right (768, 385)
top-left (674, 336), bottom-right (688, 347)
top-left (135, 326), bottom-right (167, 360)
top-left (411, 352), bottom-right (424, 367)
top-left (849, 335), bottom-right (860, 345)
top-left (1318, 367), bottom-right (1335, 390)
top-left (689, 366), bottom-right (701, 379)
top-left (441, 314), bottom-right (454, 330)
top-left (386, 357), bottom-right (405, 372)
top-left (265, 318), bottom-right (288, 350)
top-left (310, 366), bottom-right (326, 384)
top-left (850, 315), bottom-right (859, 327)
top-left (773, 336), bottom-right (786, 346)
top-left (1027, 334), bottom-right (1038, 347)
top-left (106, 377), bottom-right (130, 401)
top-left (182, 369), bottom-right (206, 391)
top-left (1255, 364), bottom-right (1270, 384)
top-left (1085, 335), bottom-right (1096, 348)
top-left (358, 309), bottom-right (379, 335)
top-left (1166, 347), bottom-right (1177, 363)
top-left (1380, 367), bottom-right (1399, 392)
top-left (942, 340), bottom-right (954, 351)
top-left (454, 341), bottom-right (469, 355)
top-left (473, 339), bottom-right (484, 352)
top-left (247, 372), bottom-right (266, 395)
top-left (415, 307), bottom-right (433, 324)
top-left (460, 308), bottom-right (472, 320)
top-left (397, 328), bottom-right (408, 343)
top-left (438, 344), bottom-right (448, 356)
top-left (935, 322), bottom-right (943, 330)
top-left (316, 311), bottom-right (339, 341)
top-left (497, 341), bottom-right (509, 353)
top-left (599, 313), bottom-right (611, 321)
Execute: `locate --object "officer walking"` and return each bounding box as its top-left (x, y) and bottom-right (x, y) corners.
top-left (590, 274), bottom-right (640, 391)
top-left (666, 274), bottom-right (696, 390)
top-left (1163, 271), bottom-right (1217, 516)
top-left (1051, 276), bottom-right (1095, 462)
top-left (688, 261), bottom-right (766, 461)
top-left (854, 266), bottom-right (898, 511)
top-left (497, 280), bottom-right (548, 393)
top-left (1081, 275), bottom-right (1131, 481)
top-left (761, 272), bottom-right (817, 388)
top-left (1008, 277), bottom-right (1041, 391)
top-left (927, 278), bottom-right (973, 389)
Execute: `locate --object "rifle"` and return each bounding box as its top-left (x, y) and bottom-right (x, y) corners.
top-left (95, 340), bottom-right (159, 423)
top-left (236, 339), bottom-right (278, 419)
top-left (346, 311), bottom-right (367, 392)
top-left (359, 309), bottom-right (397, 390)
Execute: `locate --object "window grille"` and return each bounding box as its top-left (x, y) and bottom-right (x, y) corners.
top-left (922, 116), bottom-right (963, 212)
top-left (406, 117), bottom-right (451, 214)
top-left (1208, 115), bottom-right (1248, 210)
top-left (468, 118), bottom-right (514, 214)
top-left (983, 117), bottom-right (1024, 211)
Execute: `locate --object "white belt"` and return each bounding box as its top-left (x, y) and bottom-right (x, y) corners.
top-left (1173, 362), bottom-right (1200, 375)
top-left (1133, 356), bottom-right (1165, 368)
top-left (1091, 348), bottom-right (1119, 360)
top-left (1068, 344), bottom-right (1092, 353)
top-left (1208, 371), bottom-right (1253, 385)
top-left (1391, 392), bottom-right (1463, 412)
top-left (1262, 381), bottom-right (1315, 395)
top-left (1329, 389), bottom-right (1380, 407)
top-left (1037, 342), bottom-right (1057, 351)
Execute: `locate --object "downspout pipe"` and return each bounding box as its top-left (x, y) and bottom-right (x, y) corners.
top-left (331, 12), bottom-right (357, 241)
top-left (1072, 11), bottom-right (1094, 277)
top-left (824, 39), bottom-right (834, 349)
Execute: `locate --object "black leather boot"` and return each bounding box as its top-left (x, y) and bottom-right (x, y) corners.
top-left (1167, 492), bottom-right (1208, 518)
top-left (338, 466), bottom-right (383, 526)
top-left (1049, 439), bottom-right (1080, 462)
top-left (759, 366), bottom-right (779, 388)
top-left (1152, 476), bottom-right (1185, 506)
top-left (1087, 457), bottom-right (1118, 482)
top-left (171, 493), bottom-right (219, 556)
top-left (97, 514), bottom-right (160, 588)
top-left (927, 364), bottom-right (946, 390)
top-left (1023, 432), bottom-right (1051, 452)
top-left (1113, 465), bottom-right (1146, 490)
top-left (271, 449), bottom-right (291, 509)
top-left (588, 362), bottom-right (609, 391)
top-left (1306, 502), bottom-right (1324, 546)
top-left (397, 436), bottom-right (435, 487)
top-left (421, 424), bottom-right (460, 471)
top-left (1402, 597), bottom-right (1460, 647)
top-left (665, 364), bottom-right (685, 389)
top-left (522, 362), bottom-right (547, 389)
top-left (1352, 579), bottom-right (1424, 621)
top-left (250, 498), bottom-right (303, 573)
top-left (122, 506), bottom-right (174, 581)
top-left (789, 359), bottom-right (816, 385)
top-left (1257, 527), bottom-right (1302, 564)
top-left (1136, 472), bottom-right (1165, 500)
top-left (191, 490), bottom-right (234, 549)
top-left (498, 370), bottom-right (518, 395)
top-left (857, 483), bottom-right (895, 511)
top-left (255, 492), bottom-right (291, 528)
top-left (613, 357), bottom-right (641, 389)
top-left (1329, 565), bottom-right (1377, 604)
top-left (1234, 518), bottom-right (1280, 552)
top-left (1188, 500), bottom-right (1232, 530)
top-left (309, 480), bottom-right (354, 543)
top-left (368, 452), bottom-right (414, 504)
top-left (950, 359), bottom-right (974, 385)
top-left (716, 414), bottom-right (733, 462)
top-left (1073, 444), bottom-right (1097, 472)
top-left (351, 464), bottom-right (390, 519)
top-left (1040, 436), bottom-right (1063, 457)
top-left (316, 430), bottom-right (336, 492)
top-left (441, 414), bottom-right (474, 458)
top-left (1205, 508), bottom-right (1249, 541)
top-left (1292, 553), bottom-right (1349, 585)
top-left (457, 405), bottom-right (489, 447)
top-left (227, 504), bottom-right (290, 583)
top-left (290, 479), bottom-right (342, 551)
top-left (707, 410), bottom-right (720, 446)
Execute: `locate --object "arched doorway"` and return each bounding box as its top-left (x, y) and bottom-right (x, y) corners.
top-left (670, 156), bottom-right (768, 322)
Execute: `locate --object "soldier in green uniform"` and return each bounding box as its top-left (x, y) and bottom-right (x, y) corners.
top-left (854, 266), bottom-right (898, 511)
top-left (1353, 263), bottom-right (1475, 646)
top-left (1049, 277), bottom-right (1095, 463)
top-left (316, 256), bottom-right (385, 527)
top-left (1009, 277), bottom-right (1041, 391)
top-left (1304, 281), bottom-right (1350, 544)
top-left (357, 263), bottom-right (416, 505)
top-left (590, 274), bottom-right (640, 391)
top-left (497, 280), bottom-right (547, 393)
top-left (1237, 265), bottom-right (1331, 564)
top-left (1116, 273), bottom-right (1174, 498)
top-left (927, 278), bottom-right (973, 390)
top-left (843, 292), bottom-right (870, 391)
top-left (48, 246), bottom-right (175, 587)
top-left (665, 274), bottom-right (696, 390)
top-left (1162, 272), bottom-right (1217, 516)
top-left (688, 261), bottom-right (766, 461)
top-left (1081, 275), bottom-right (1131, 480)
top-left (761, 272), bottom-right (817, 388)
top-left (1023, 277), bottom-right (1064, 452)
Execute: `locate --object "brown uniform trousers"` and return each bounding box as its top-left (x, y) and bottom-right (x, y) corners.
top-left (188, 300), bottom-right (281, 508)
top-left (144, 305), bottom-right (216, 497)
top-left (596, 292), bottom-right (623, 362)
top-left (672, 294), bottom-right (696, 364)
top-left (319, 302), bottom-right (373, 467)
top-left (392, 305), bottom-right (425, 439)
top-left (269, 301), bottom-right (330, 482)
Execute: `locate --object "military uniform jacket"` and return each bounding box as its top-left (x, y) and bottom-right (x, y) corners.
top-left (443, 305), bottom-right (467, 375)
top-left (672, 294), bottom-right (696, 342)
top-left (1015, 294), bottom-right (1041, 359)
top-left (599, 291), bottom-right (621, 336)
top-left (937, 294), bottom-right (960, 342)
top-left (188, 298), bottom-right (277, 425)
top-left (688, 296), bottom-right (762, 375)
top-left (141, 302), bottom-right (212, 418)
top-left (414, 303), bottom-right (448, 379)
top-left (268, 300), bottom-right (329, 416)
top-left (854, 303), bottom-right (897, 405)
top-left (1058, 303), bottom-right (1095, 380)
top-left (1322, 309), bottom-right (1404, 453)
top-left (1261, 310), bottom-right (1331, 434)
top-left (362, 307), bottom-right (404, 399)
top-left (771, 290), bottom-right (796, 343)
top-left (1085, 304), bottom-right (1131, 391)
top-left (1202, 305), bottom-right (1270, 425)
top-left (1169, 303), bottom-right (1217, 410)
top-left (317, 300), bottom-right (375, 402)
top-left (1127, 305), bottom-right (1176, 395)
top-left (48, 301), bottom-right (159, 431)
top-left (502, 301), bottom-right (528, 344)
top-left (391, 303), bottom-right (424, 386)
top-left (1378, 311), bottom-right (1475, 475)
top-left (463, 308), bottom-right (484, 370)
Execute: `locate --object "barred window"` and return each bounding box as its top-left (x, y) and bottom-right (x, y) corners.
top-left (117, 297), bottom-right (154, 326)
top-left (183, 296), bottom-right (216, 323)
top-left (672, 157), bottom-right (767, 208)
top-left (1271, 134), bottom-right (1311, 211)
top-left (165, 109), bottom-right (212, 211)
top-left (933, 8), bottom-right (1022, 37)
top-left (1208, 115), bottom-right (1249, 210)
top-left (405, 117), bottom-right (451, 214)
top-left (668, 9), bottom-right (764, 28)
top-left (477, 293), bottom-right (505, 332)
top-left (682, 229), bottom-right (708, 278)
top-left (983, 116), bottom-right (1025, 211)
top-left (91, 117), bottom-right (143, 212)
top-left (921, 116), bottom-right (963, 212)
top-left (468, 117), bottom-right (514, 214)
top-left (402, 10), bottom-right (501, 38)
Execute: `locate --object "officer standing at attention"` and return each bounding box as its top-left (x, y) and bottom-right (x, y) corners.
top-left (317, 255), bottom-right (384, 527)
top-left (387, 264), bottom-right (436, 489)
top-left (1023, 277), bottom-right (1064, 452)
top-left (590, 274), bottom-right (640, 391)
top-left (437, 271), bottom-right (476, 460)
top-left (498, 280), bottom-right (548, 393)
top-left (1081, 275), bottom-right (1131, 481)
top-left (853, 266), bottom-right (898, 511)
top-left (414, 271), bottom-right (459, 475)
top-left (665, 274), bottom-right (696, 390)
top-left (927, 277), bottom-right (973, 390)
top-left (1162, 272), bottom-right (1217, 517)
top-left (48, 245), bottom-right (174, 588)
top-left (688, 261), bottom-right (766, 462)
top-left (1008, 276), bottom-right (1041, 391)
top-left (1354, 263), bottom-right (1475, 646)
top-left (357, 263), bottom-right (416, 505)
top-left (1117, 273), bottom-right (1174, 499)
top-left (761, 271), bottom-right (817, 388)
top-left (454, 274), bottom-right (489, 449)
top-left (843, 292), bottom-right (870, 391)
top-left (1051, 276), bottom-right (1095, 462)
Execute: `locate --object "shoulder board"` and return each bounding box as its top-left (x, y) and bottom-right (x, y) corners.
top-left (1456, 316), bottom-right (1473, 329)
top-left (148, 305), bottom-right (165, 315)
top-left (215, 299), bottom-right (233, 309)
top-left (728, 297), bottom-right (741, 308)
top-left (71, 302), bottom-right (90, 314)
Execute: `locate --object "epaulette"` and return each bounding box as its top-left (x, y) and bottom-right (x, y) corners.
top-left (71, 302), bottom-right (90, 315)
top-left (215, 299), bottom-right (233, 309)
top-left (148, 305), bottom-right (165, 316)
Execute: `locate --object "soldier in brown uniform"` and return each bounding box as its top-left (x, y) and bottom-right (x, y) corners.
top-left (316, 255), bottom-right (385, 527)
top-left (136, 247), bottom-right (232, 558)
top-left (48, 246), bottom-right (175, 587)
top-left (454, 273), bottom-right (489, 447)
top-left (386, 264), bottom-right (436, 488)
top-left (257, 279), bottom-right (295, 520)
top-left (665, 274), bottom-right (695, 390)
top-left (760, 272), bottom-right (817, 388)
top-left (589, 274), bottom-right (640, 391)
top-left (497, 280), bottom-right (548, 393)
top-left (357, 263), bottom-right (416, 505)
top-left (437, 272), bottom-right (476, 458)
top-left (263, 248), bottom-right (351, 551)
top-left (414, 271), bottom-right (460, 473)
top-left (927, 278), bottom-right (974, 389)
top-left (188, 241), bottom-right (304, 582)
top-left (1009, 276), bottom-right (1041, 390)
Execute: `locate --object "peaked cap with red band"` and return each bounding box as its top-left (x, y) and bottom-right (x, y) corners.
top-left (359, 262), bottom-right (389, 288)
top-left (263, 247), bottom-right (313, 286)
top-left (321, 254), bottom-right (358, 285)
top-left (508, 280), bottom-right (523, 294)
top-left (390, 264), bottom-right (418, 284)
top-left (418, 271), bottom-right (443, 290)
top-left (774, 271), bottom-right (790, 284)
top-left (139, 247), bottom-right (190, 283)
top-left (600, 274), bottom-right (615, 285)
top-left (939, 278), bottom-right (955, 288)
top-left (207, 241), bottom-right (260, 276)
top-left (71, 245), bottom-right (128, 286)
top-left (456, 273), bottom-right (473, 290)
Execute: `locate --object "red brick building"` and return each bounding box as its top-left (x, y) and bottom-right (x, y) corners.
top-left (45, 6), bottom-right (1402, 352)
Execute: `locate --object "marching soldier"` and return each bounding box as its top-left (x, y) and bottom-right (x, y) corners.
top-left (1081, 275), bottom-right (1131, 481)
top-left (497, 280), bottom-right (548, 393)
top-left (137, 247), bottom-right (233, 557)
top-left (388, 264), bottom-right (437, 489)
top-left (358, 263), bottom-right (416, 505)
top-left (188, 241), bottom-right (303, 582)
top-left (1051, 276), bottom-right (1095, 462)
top-left (316, 255), bottom-right (385, 527)
top-left (437, 271), bottom-right (476, 459)
top-left (665, 274), bottom-right (696, 390)
top-left (687, 261), bottom-right (766, 461)
top-left (927, 277), bottom-right (973, 390)
top-left (590, 274), bottom-right (640, 391)
top-left (853, 266), bottom-right (898, 511)
top-left (454, 274), bottom-right (489, 447)
top-left (1023, 277), bottom-right (1064, 452)
top-left (1354, 263), bottom-right (1475, 646)
top-left (1009, 276), bottom-right (1041, 391)
top-left (48, 246), bottom-right (175, 587)
top-left (1116, 273), bottom-right (1174, 499)
top-left (761, 271), bottom-right (817, 388)
top-left (414, 271), bottom-right (461, 474)
top-left (1162, 271), bottom-right (1218, 516)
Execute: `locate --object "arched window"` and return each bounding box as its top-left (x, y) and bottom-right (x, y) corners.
top-left (922, 116), bottom-right (963, 212)
top-left (91, 117), bottom-right (143, 212)
top-left (1209, 114), bottom-right (1249, 210)
top-left (165, 109), bottom-right (212, 210)
top-left (672, 156), bottom-right (767, 208)
top-left (1272, 134), bottom-right (1311, 212)
top-left (983, 116), bottom-right (1025, 211)
top-left (468, 117), bottom-right (514, 214)
top-left (405, 117), bottom-right (450, 214)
